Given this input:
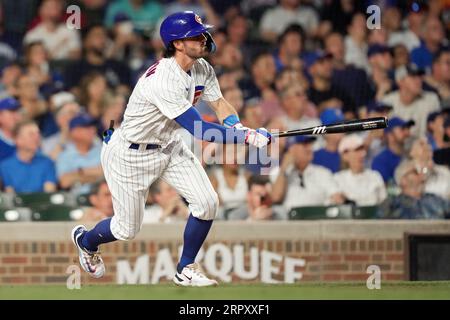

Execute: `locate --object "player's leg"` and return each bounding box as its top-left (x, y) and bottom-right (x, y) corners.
top-left (161, 143), bottom-right (219, 286)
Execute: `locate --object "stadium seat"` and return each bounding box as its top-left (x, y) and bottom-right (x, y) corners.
top-left (76, 193), bottom-right (92, 206)
top-left (0, 193), bottom-right (14, 208)
top-left (288, 205), bottom-right (354, 220)
top-left (0, 207), bottom-right (32, 222)
top-left (353, 205), bottom-right (379, 219)
top-left (30, 204), bottom-right (82, 221)
top-left (13, 192), bottom-right (74, 207)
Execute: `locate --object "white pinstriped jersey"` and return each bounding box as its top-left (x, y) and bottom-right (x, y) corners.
top-left (120, 57), bottom-right (222, 145)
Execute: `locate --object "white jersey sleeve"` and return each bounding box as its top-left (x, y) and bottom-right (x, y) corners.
top-left (199, 60), bottom-right (222, 102)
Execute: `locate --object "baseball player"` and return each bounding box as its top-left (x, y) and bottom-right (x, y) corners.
top-left (71, 11), bottom-right (271, 287)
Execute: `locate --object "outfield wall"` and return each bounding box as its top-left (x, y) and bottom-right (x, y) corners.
top-left (0, 221), bottom-right (450, 285)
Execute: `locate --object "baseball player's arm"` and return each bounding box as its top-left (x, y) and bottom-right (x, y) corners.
top-left (207, 97), bottom-right (239, 124)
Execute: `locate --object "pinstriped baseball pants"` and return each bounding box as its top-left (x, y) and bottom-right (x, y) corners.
top-left (101, 129), bottom-right (219, 241)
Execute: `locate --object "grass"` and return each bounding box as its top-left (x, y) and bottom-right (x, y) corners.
top-left (0, 281), bottom-right (449, 300)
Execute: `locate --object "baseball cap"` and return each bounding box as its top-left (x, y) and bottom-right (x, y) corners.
top-left (320, 108), bottom-right (344, 125)
top-left (367, 101), bottom-right (393, 113)
top-left (338, 134), bottom-right (364, 154)
top-left (305, 51), bottom-right (332, 69)
top-left (367, 44), bottom-right (390, 58)
top-left (286, 135), bottom-right (316, 149)
top-left (51, 91), bottom-right (76, 111)
top-left (69, 113), bottom-right (97, 130)
top-left (395, 64), bottom-right (425, 82)
top-left (385, 116), bottom-right (415, 133)
top-left (0, 97), bottom-right (20, 111)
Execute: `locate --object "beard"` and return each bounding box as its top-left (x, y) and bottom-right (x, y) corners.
top-left (185, 45), bottom-right (209, 59)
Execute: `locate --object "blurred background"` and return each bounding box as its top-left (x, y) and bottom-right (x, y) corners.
top-left (0, 0), bottom-right (449, 287)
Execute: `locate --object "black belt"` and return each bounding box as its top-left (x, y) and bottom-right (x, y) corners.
top-left (129, 143), bottom-right (161, 150)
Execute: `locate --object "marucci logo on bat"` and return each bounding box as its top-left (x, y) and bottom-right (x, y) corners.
top-left (312, 126), bottom-right (327, 134)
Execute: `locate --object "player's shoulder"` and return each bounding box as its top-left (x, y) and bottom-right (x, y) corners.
top-left (194, 58), bottom-right (214, 72)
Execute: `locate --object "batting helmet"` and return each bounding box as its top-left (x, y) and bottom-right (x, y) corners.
top-left (160, 11), bottom-right (216, 53)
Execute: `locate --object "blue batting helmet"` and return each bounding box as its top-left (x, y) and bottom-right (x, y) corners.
top-left (160, 11), bottom-right (216, 53)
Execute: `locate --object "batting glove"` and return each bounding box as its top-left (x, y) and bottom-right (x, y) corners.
top-left (245, 127), bottom-right (272, 148)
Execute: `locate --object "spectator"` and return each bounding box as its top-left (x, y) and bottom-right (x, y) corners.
top-left (105, 0), bottom-right (163, 34)
top-left (424, 49), bottom-right (450, 109)
top-left (410, 16), bottom-right (447, 72)
top-left (391, 44), bottom-right (410, 69)
top-left (227, 175), bottom-right (285, 221)
top-left (238, 52), bottom-right (276, 102)
top-left (334, 134), bottom-right (386, 206)
top-left (259, 0), bottom-right (319, 43)
top-left (0, 97), bottom-right (22, 161)
top-left (383, 64), bottom-right (440, 137)
top-left (272, 24), bottom-right (305, 73)
top-left (408, 138), bottom-right (450, 200)
top-left (209, 145), bottom-right (248, 213)
top-left (80, 179), bottom-right (114, 222)
top-left (325, 32), bottom-right (372, 110)
top-left (279, 84), bottom-right (320, 131)
top-left (344, 13), bottom-right (368, 71)
top-left (313, 108), bottom-right (345, 173)
top-left (372, 117), bottom-right (414, 183)
top-left (271, 136), bottom-right (344, 211)
top-left (367, 44), bottom-right (395, 102)
top-left (78, 72), bottom-right (113, 120)
top-left (144, 179), bottom-right (189, 223)
top-left (363, 101), bottom-right (393, 165)
top-left (306, 51), bottom-right (357, 117)
top-left (378, 160), bottom-right (450, 219)
top-left (64, 24), bottom-right (131, 94)
top-left (0, 62), bottom-right (23, 100)
top-left (0, 120), bottom-right (57, 193)
top-left (388, 3), bottom-right (425, 51)
top-left (23, 0), bottom-right (81, 60)
top-left (56, 113), bottom-right (103, 195)
top-left (426, 111), bottom-right (446, 151)
top-left (319, 0), bottom-right (364, 36)
top-left (41, 98), bottom-right (80, 160)
top-left (99, 93), bottom-right (126, 135)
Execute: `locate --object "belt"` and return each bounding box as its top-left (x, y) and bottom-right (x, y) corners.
top-left (129, 143), bottom-right (161, 150)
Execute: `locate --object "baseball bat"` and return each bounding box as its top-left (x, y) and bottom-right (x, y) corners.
top-left (271, 117), bottom-right (388, 138)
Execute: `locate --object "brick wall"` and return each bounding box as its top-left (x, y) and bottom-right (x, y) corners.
top-left (0, 221), bottom-right (449, 285)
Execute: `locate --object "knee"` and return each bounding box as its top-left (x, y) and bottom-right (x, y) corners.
top-left (118, 229), bottom-right (139, 241)
top-left (205, 192), bottom-right (219, 220)
top-left (111, 218), bottom-right (141, 241)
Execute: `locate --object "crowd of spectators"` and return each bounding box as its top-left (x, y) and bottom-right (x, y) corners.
top-left (0, 0), bottom-right (449, 222)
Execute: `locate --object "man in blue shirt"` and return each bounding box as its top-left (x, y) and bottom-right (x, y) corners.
top-left (0, 97), bottom-right (22, 161)
top-left (0, 120), bottom-right (57, 193)
top-left (372, 117), bottom-right (414, 183)
top-left (313, 108), bottom-right (344, 173)
top-left (56, 113), bottom-right (103, 195)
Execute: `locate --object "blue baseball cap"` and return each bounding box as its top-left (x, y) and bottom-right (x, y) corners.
top-left (385, 117), bottom-right (415, 133)
top-left (305, 51), bottom-right (332, 69)
top-left (367, 101), bottom-right (393, 113)
top-left (286, 135), bottom-right (316, 149)
top-left (69, 113), bottom-right (97, 130)
top-left (367, 44), bottom-right (390, 58)
top-left (320, 108), bottom-right (344, 126)
top-left (0, 97), bottom-right (20, 111)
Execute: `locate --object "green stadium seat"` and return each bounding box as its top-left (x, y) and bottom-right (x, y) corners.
top-left (0, 207), bottom-right (32, 222)
top-left (288, 205), bottom-right (354, 220)
top-left (13, 192), bottom-right (74, 207)
top-left (30, 204), bottom-right (82, 221)
top-left (353, 205), bottom-right (379, 219)
top-left (76, 193), bottom-right (91, 206)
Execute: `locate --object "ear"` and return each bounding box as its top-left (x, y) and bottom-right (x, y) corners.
top-left (172, 39), bottom-right (184, 51)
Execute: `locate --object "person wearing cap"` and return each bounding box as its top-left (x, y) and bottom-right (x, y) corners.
top-left (410, 16), bottom-right (446, 72)
top-left (334, 134), bottom-right (386, 206)
top-left (377, 159), bottom-right (450, 219)
top-left (424, 49), bottom-right (450, 109)
top-left (372, 117), bottom-right (414, 183)
top-left (0, 97), bottom-right (22, 161)
top-left (271, 135), bottom-right (344, 211)
top-left (367, 44), bottom-right (395, 101)
top-left (56, 113), bottom-right (103, 195)
top-left (0, 120), bottom-right (57, 193)
top-left (312, 108), bottom-right (345, 173)
top-left (408, 138), bottom-right (450, 200)
top-left (307, 50), bottom-right (357, 117)
top-left (382, 63), bottom-right (440, 137)
top-left (364, 101), bottom-right (393, 165)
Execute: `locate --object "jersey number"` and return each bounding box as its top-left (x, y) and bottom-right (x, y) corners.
top-left (145, 61), bottom-right (160, 78)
